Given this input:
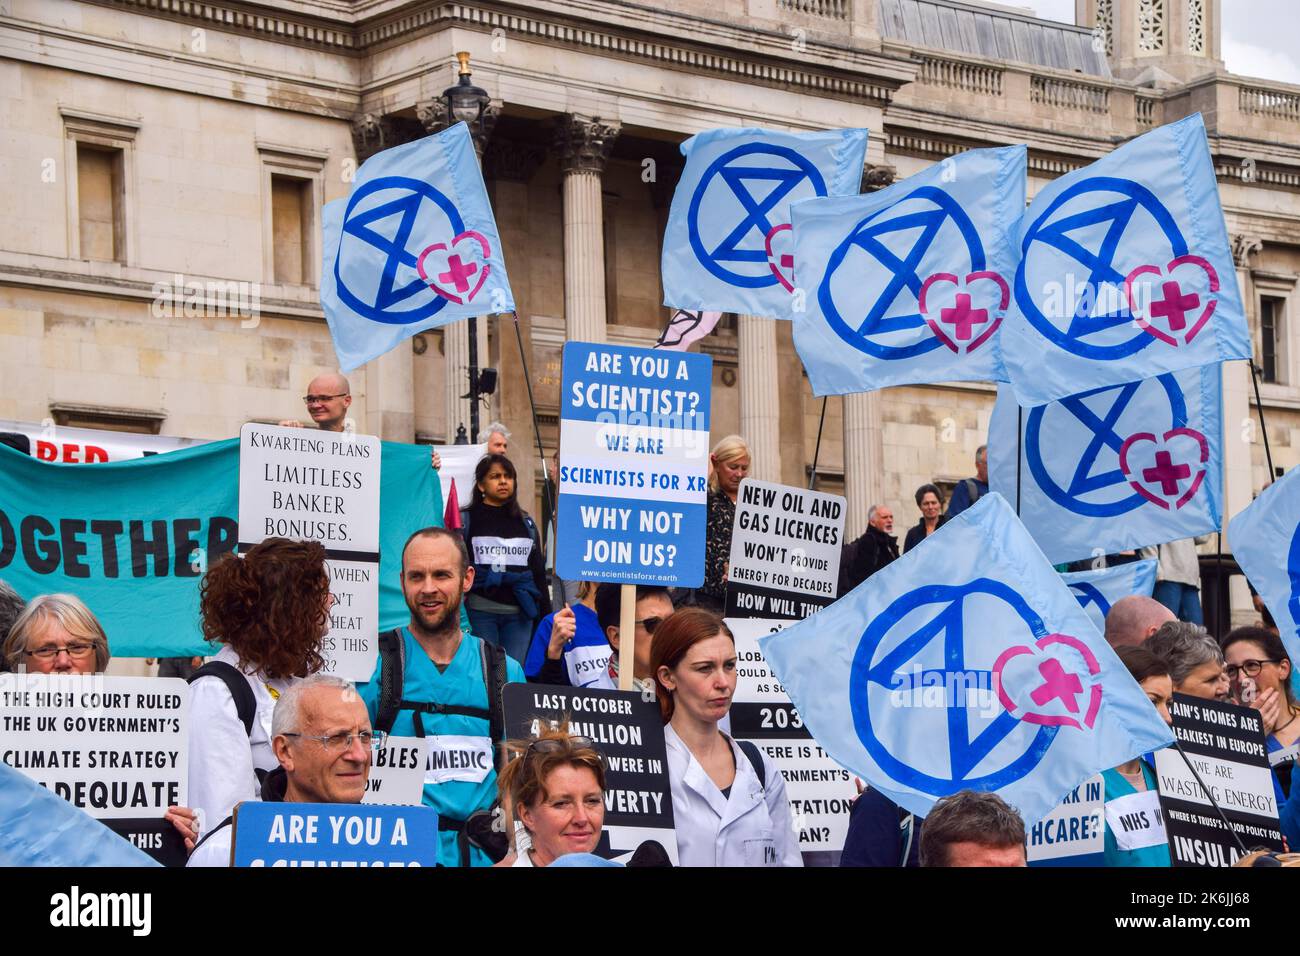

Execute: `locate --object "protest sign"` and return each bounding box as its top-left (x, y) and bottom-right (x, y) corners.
top-left (556, 342), bottom-right (710, 587)
top-left (1155, 694), bottom-right (1284, 866)
top-left (1026, 774), bottom-right (1105, 866)
top-left (231, 802), bottom-right (439, 867)
top-left (0, 673), bottom-right (187, 818)
top-left (0, 418), bottom-right (202, 462)
top-left (104, 817), bottom-right (190, 867)
top-left (726, 479), bottom-right (845, 619)
top-left (363, 736), bottom-right (426, 806)
top-left (503, 682), bottom-right (679, 863)
top-left (238, 423), bottom-right (382, 680)
top-left (0, 438), bottom-right (441, 659)
top-left (727, 618), bottom-right (856, 861)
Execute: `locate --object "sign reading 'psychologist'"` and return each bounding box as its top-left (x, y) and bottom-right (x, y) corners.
top-left (556, 342), bottom-right (710, 587)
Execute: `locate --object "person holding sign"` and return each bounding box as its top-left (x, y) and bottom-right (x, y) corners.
top-left (1101, 647), bottom-right (1173, 867)
top-left (358, 527), bottom-right (526, 867)
top-left (699, 436), bottom-right (751, 611)
top-left (651, 608), bottom-right (801, 867)
top-left (189, 539), bottom-right (332, 834)
top-left (496, 725), bottom-right (608, 867)
top-left (189, 674), bottom-right (375, 866)
top-left (461, 453), bottom-right (552, 665)
top-left (1223, 626), bottom-right (1300, 847)
top-left (523, 582), bottom-right (605, 688)
top-left (3, 593), bottom-right (200, 853)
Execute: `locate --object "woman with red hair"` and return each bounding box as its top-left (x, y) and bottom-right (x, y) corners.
top-left (188, 538), bottom-right (333, 833)
top-left (651, 608), bottom-right (802, 867)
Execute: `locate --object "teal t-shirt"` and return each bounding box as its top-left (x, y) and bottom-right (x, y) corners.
top-left (357, 628), bottom-right (525, 867)
top-left (1102, 762), bottom-right (1171, 867)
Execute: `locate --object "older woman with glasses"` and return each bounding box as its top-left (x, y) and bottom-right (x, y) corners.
top-left (495, 725), bottom-right (608, 867)
top-left (1, 593), bottom-right (199, 855)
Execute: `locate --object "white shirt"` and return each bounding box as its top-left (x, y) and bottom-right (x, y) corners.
top-left (664, 723), bottom-right (803, 867)
top-left (187, 820), bottom-right (234, 868)
top-left (186, 646), bottom-right (296, 833)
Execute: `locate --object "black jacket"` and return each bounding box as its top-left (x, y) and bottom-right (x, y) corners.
top-left (839, 526), bottom-right (900, 596)
top-left (903, 515), bottom-right (948, 554)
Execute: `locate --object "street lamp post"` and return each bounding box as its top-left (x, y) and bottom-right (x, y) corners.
top-left (442, 51), bottom-right (493, 443)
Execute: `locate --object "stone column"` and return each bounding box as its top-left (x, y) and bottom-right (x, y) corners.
top-left (362, 344), bottom-right (415, 441)
top-left (417, 100), bottom-right (502, 442)
top-left (739, 314), bottom-right (781, 482)
top-left (842, 391), bottom-right (884, 535)
top-left (556, 114), bottom-right (620, 344)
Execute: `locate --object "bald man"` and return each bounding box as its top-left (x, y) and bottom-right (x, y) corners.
top-left (1103, 595), bottom-right (1176, 649)
top-left (280, 372), bottom-right (441, 468)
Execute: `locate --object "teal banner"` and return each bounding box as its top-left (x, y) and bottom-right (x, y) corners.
top-left (0, 438), bottom-right (442, 658)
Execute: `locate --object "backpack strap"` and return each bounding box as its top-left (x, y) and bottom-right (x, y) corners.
top-left (736, 739), bottom-right (766, 790)
top-left (192, 814), bottom-right (233, 852)
top-left (189, 661), bottom-right (256, 738)
top-left (963, 478), bottom-right (981, 503)
top-left (479, 638), bottom-right (509, 770)
top-left (375, 629), bottom-right (405, 735)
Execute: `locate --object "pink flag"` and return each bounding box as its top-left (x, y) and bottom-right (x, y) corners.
top-left (655, 309), bottom-right (722, 351)
top-left (443, 477), bottom-right (462, 530)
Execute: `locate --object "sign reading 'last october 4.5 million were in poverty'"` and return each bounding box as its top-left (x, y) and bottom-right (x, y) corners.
top-left (556, 342), bottom-right (711, 587)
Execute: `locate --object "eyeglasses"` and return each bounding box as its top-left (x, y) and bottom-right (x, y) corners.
top-left (523, 736), bottom-right (605, 769)
top-left (28, 642), bottom-right (98, 660)
top-left (635, 617), bottom-right (664, 634)
top-left (1226, 660), bottom-right (1280, 680)
top-left (282, 730), bottom-right (385, 752)
top-left (303, 393), bottom-right (348, 405)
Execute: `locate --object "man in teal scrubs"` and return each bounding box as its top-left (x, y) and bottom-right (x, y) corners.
top-left (358, 527), bottom-right (524, 866)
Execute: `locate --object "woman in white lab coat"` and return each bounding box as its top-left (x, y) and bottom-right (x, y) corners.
top-left (652, 608), bottom-right (803, 867)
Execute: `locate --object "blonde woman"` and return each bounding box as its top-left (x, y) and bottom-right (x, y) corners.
top-left (700, 435), bottom-right (751, 609)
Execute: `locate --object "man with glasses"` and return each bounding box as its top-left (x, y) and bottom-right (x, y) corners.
top-left (279, 371), bottom-right (442, 469)
top-left (589, 584), bottom-right (673, 693)
top-left (188, 674), bottom-right (377, 866)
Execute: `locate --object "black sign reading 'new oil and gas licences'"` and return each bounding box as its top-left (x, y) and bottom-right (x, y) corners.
top-left (502, 683), bottom-right (678, 864)
top-left (1154, 694), bottom-right (1284, 867)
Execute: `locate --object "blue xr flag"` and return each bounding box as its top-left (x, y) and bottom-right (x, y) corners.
top-left (1060, 559), bottom-right (1159, 636)
top-left (1228, 467), bottom-right (1300, 669)
top-left (759, 493), bottom-right (1173, 826)
top-left (660, 127), bottom-right (867, 319)
top-left (321, 122), bottom-right (514, 371)
top-left (1001, 114), bottom-right (1248, 407)
top-left (791, 146), bottom-right (1023, 394)
top-left (987, 364), bottom-right (1223, 566)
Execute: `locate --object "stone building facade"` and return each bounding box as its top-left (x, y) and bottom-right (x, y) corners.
top-left (2, 0), bottom-right (1299, 620)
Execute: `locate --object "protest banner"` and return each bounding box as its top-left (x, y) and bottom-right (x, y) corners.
top-left (0, 418), bottom-right (202, 462)
top-left (231, 802), bottom-right (439, 867)
top-left (433, 442), bottom-right (487, 527)
top-left (238, 423), bottom-right (381, 681)
top-left (503, 682), bottom-right (679, 863)
top-left (1026, 774), bottom-right (1105, 866)
top-left (1155, 694), bottom-right (1284, 866)
top-left (726, 618), bottom-right (856, 862)
top-left (556, 341), bottom-right (711, 587)
top-left (762, 493), bottom-right (1174, 826)
top-left (362, 736), bottom-right (426, 806)
top-left (104, 818), bottom-right (190, 868)
top-left (0, 673), bottom-right (187, 818)
top-left (726, 479), bottom-right (845, 619)
top-left (0, 762), bottom-right (158, 868)
top-left (0, 437), bottom-right (441, 658)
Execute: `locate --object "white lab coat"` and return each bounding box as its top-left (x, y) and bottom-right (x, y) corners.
top-left (187, 646), bottom-right (295, 833)
top-left (664, 724), bottom-right (803, 867)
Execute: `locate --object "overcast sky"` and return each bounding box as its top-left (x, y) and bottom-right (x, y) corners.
top-left (1027, 0), bottom-right (1300, 85)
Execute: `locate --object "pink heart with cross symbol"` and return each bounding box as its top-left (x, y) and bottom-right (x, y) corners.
top-left (992, 634), bottom-right (1102, 731)
top-left (1118, 427), bottom-right (1209, 511)
top-left (1124, 254), bottom-right (1219, 347)
top-left (764, 223), bottom-right (795, 293)
top-left (918, 271), bottom-right (1009, 354)
top-left (416, 230), bottom-right (493, 305)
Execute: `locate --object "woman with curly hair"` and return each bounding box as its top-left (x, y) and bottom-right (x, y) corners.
top-left (187, 538), bottom-right (332, 832)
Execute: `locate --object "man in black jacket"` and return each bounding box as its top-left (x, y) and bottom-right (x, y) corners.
top-left (839, 504), bottom-right (900, 597)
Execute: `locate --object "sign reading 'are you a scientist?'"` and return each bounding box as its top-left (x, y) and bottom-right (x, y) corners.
top-left (557, 342), bottom-right (711, 587)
